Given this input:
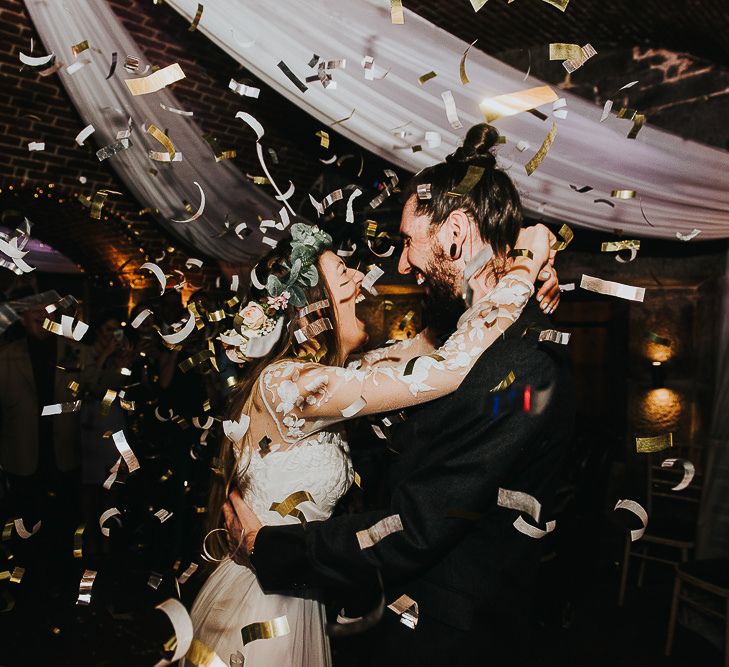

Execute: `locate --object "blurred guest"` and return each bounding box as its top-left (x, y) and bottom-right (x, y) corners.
top-left (79, 312), bottom-right (135, 554)
top-left (0, 292), bottom-right (93, 606)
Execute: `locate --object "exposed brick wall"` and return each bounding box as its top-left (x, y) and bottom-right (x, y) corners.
top-left (0, 0), bottom-right (396, 299)
top-left (0, 0), bottom-right (158, 284)
top-left (496, 44), bottom-right (729, 151)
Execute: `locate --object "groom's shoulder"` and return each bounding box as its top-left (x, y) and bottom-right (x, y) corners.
top-left (466, 301), bottom-right (571, 391)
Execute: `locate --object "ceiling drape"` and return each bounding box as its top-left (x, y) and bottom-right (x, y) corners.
top-left (23, 0), bottom-right (297, 263)
top-left (162, 0), bottom-right (729, 240)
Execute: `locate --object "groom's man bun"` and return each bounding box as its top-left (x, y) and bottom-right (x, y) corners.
top-left (402, 122), bottom-right (523, 262)
top-left (446, 122), bottom-right (499, 169)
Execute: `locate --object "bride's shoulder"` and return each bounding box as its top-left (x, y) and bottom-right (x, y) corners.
top-left (260, 358), bottom-right (326, 383)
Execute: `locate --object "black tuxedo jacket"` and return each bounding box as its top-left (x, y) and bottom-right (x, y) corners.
top-left (251, 300), bottom-right (575, 664)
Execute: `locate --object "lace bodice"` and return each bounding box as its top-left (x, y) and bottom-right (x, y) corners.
top-left (238, 429), bottom-right (354, 527)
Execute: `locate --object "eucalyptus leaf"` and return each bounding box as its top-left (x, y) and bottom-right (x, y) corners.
top-left (267, 274), bottom-right (284, 296)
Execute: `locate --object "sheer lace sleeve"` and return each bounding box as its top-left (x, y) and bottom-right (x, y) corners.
top-left (259, 273), bottom-right (534, 440)
top-left (347, 331), bottom-right (436, 371)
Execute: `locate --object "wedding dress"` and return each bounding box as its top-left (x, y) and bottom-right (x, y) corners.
top-left (186, 274), bottom-right (533, 666)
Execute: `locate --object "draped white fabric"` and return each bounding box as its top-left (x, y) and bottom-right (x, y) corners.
top-left (23, 0), bottom-right (294, 263)
top-left (166, 0), bottom-right (729, 240)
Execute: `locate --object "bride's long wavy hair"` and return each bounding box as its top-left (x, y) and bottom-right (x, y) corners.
top-left (205, 239), bottom-right (345, 560)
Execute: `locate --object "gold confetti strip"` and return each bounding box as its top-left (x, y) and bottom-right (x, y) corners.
top-left (469, 0), bottom-right (488, 10)
top-left (112, 430), bottom-right (141, 472)
top-left (441, 90), bottom-right (463, 129)
top-left (538, 329), bottom-right (570, 344)
top-left (448, 165), bottom-right (485, 196)
top-left (614, 499), bottom-right (648, 541)
top-left (177, 562), bottom-right (198, 585)
top-left (525, 122), bottom-right (557, 175)
top-left (330, 108), bottom-right (356, 126)
top-left (418, 71), bottom-right (437, 85)
top-left (178, 349), bottom-right (215, 373)
top-left (580, 274), bottom-right (645, 302)
top-left (387, 594), bottom-right (418, 629)
top-left (73, 524), bottom-right (86, 558)
top-left (277, 61), bottom-right (308, 93)
top-left (491, 370), bottom-right (516, 392)
top-left (480, 85), bottom-right (558, 123)
top-left (551, 223), bottom-right (573, 250)
top-left (635, 433), bottom-right (673, 454)
top-left (390, 0), bottom-right (405, 24)
top-left (71, 40), bottom-right (89, 57)
top-left (41, 400), bottom-right (81, 416)
top-left (601, 240), bottom-right (640, 257)
top-left (563, 44), bottom-right (597, 73)
top-left (90, 189), bottom-right (121, 220)
top-left (661, 458), bottom-right (696, 492)
top-left (417, 183), bottom-right (432, 200)
top-left (241, 616), bottom-right (291, 646)
top-left (460, 39), bottom-right (478, 85)
top-left (616, 107), bottom-right (637, 121)
top-left (316, 130), bottom-right (330, 148)
top-left (549, 43), bottom-right (583, 61)
top-left (125, 63), bottom-right (185, 96)
top-left (185, 639), bottom-right (227, 667)
top-left (100, 388), bottom-right (118, 416)
top-left (542, 0), bottom-right (570, 10)
top-left (203, 133), bottom-right (236, 162)
top-left (356, 514), bottom-right (403, 549)
top-left (188, 3), bottom-right (203, 31)
top-left (269, 491), bottom-right (314, 520)
top-left (8, 567), bottom-right (24, 584)
top-left (76, 569), bottom-right (96, 605)
top-left (146, 125), bottom-right (176, 162)
top-left (96, 138), bottom-right (131, 162)
top-left (627, 113), bottom-right (646, 140)
top-left (353, 471), bottom-right (362, 488)
top-left (611, 189), bottom-right (636, 199)
top-left (507, 248), bottom-right (533, 260)
top-left (646, 331), bottom-right (671, 347)
top-left (154, 509), bottom-right (174, 523)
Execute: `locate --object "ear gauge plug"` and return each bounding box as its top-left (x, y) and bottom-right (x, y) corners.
top-left (449, 243), bottom-right (457, 258)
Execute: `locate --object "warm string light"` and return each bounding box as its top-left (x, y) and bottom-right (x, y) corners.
top-left (0, 180), bottom-right (156, 289)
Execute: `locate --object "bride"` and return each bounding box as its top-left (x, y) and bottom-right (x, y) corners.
top-left (186, 218), bottom-right (554, 666)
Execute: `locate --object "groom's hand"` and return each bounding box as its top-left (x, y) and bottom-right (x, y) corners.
top-left (224, 490), bottom-right (262, 560)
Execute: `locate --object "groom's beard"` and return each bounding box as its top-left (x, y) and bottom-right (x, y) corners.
top-left (421, 245), bottom-right (465, 339)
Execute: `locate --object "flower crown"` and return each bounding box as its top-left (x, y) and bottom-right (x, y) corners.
top-left (265, 223), bottom-right (332, 308)
top-left (219, 223), bottom-right (333, 363)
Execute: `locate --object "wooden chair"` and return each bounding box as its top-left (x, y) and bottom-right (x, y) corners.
top-left (618, 449), bottom-right (703, 607)
top-left (665, 558), bottom-right (729, 667)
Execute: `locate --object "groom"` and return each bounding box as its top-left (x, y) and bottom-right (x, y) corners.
top-left (226, 154), bottom-right (574, 663)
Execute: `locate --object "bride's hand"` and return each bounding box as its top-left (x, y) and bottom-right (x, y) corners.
top-left (224, 490), bottom-right (262, 560)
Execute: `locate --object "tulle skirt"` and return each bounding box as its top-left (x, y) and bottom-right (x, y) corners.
top-left (185, 558), bottom-right (331, 667)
